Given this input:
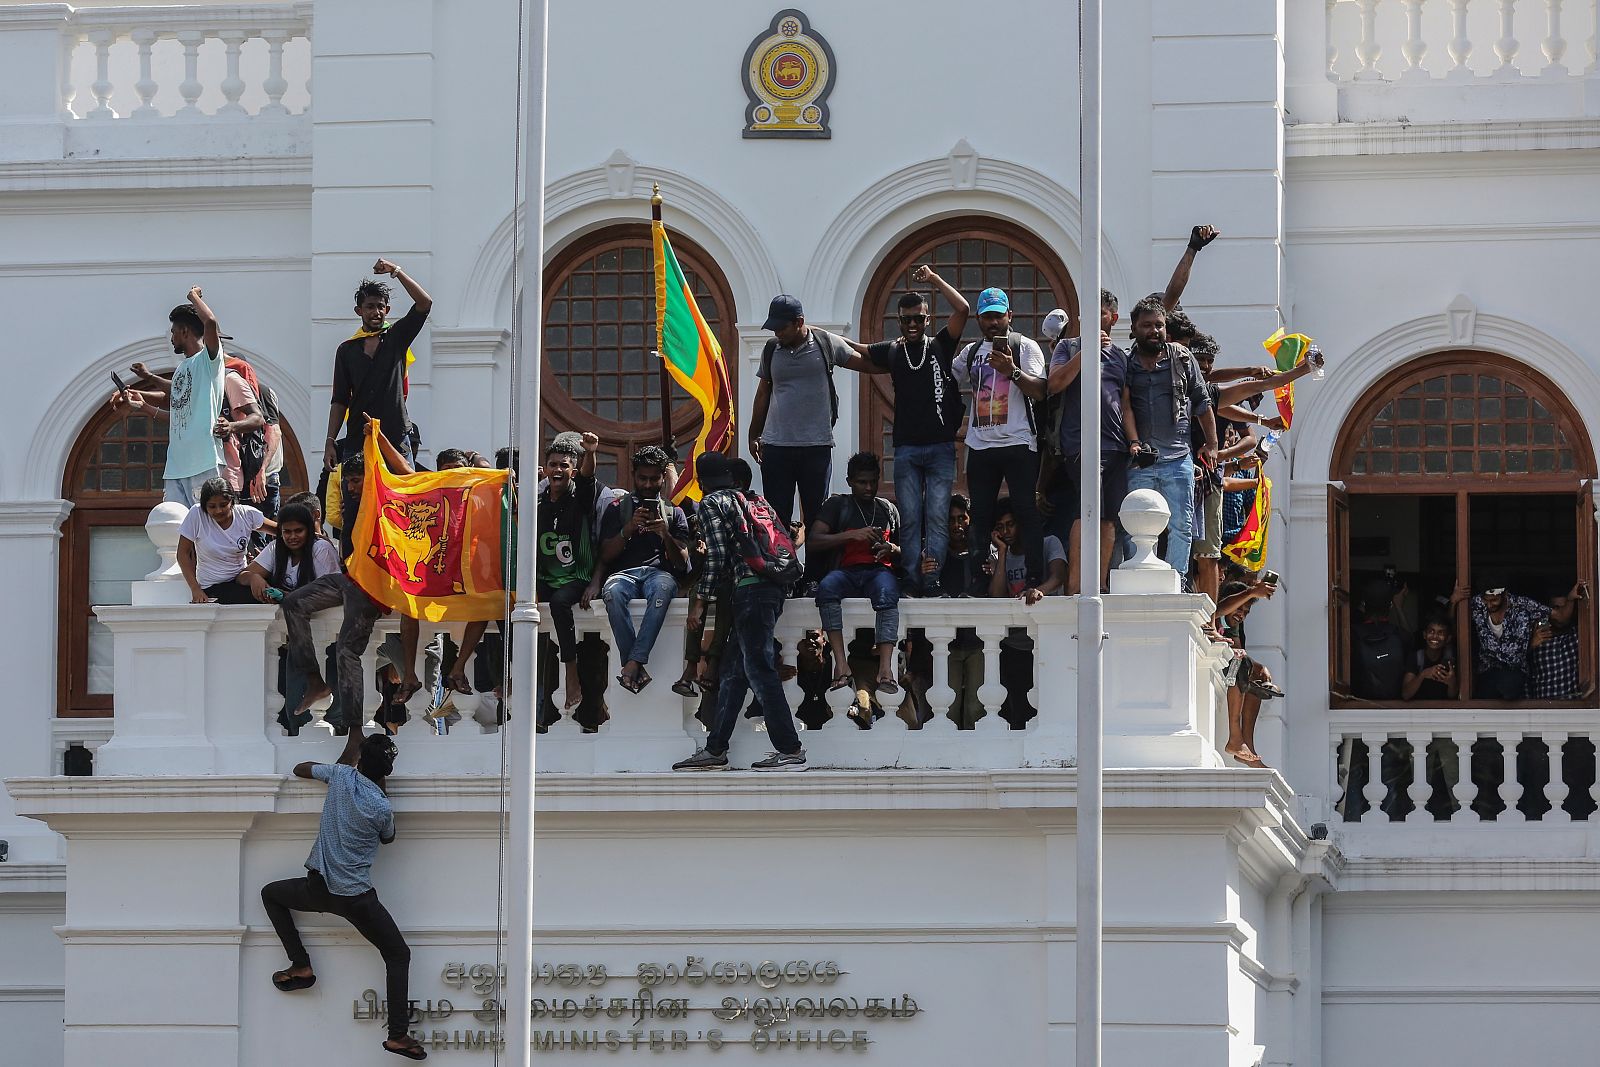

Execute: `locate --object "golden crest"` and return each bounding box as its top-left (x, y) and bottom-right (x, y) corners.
top-left (741, 9), bottom-right (835, 139)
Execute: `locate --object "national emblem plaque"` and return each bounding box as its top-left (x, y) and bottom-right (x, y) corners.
top-left (741, 9), bottom-right (835, 139)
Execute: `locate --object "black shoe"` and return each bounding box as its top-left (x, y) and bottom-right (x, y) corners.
top-left (751, 750), bottom-right (808, 772)
top-left (672, 748), bottom-right (730, 771)
top-left (922, 578), bottom-right (942, 598)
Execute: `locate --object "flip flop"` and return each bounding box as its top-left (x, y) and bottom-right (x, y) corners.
top-left (616, 672), bottom-right (643, 695)
top-left (875, 678), bottom-right (901, 696)
top-left (444, 673), bottom-right (473, 696)
top-left (632, 667), bottom-right (652, 693)
top-left (671, 678), bottom-right (699, 698)
top-left (828, 673), bottom-right (853, 692)
top-left (389, 679), bottom-right (424, 707)
top-left (383, 1035), bottom-right (429, 1060)
top-left (272, 970), bottom-right (316, 992)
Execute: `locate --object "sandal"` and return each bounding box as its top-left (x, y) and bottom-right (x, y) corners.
top-left (875, 677), bottom-right (901, 696)
top-left (444, 673), bottom-right (473, 696)
top-left (632, 667), bottom-right (652, 694)
top-left (828, 672), bottom-right (853, 692)
top-left (272, 969), bottom-right (316, 992)
top-left (389, 679), bottom-right (424, 707)
top-left (384, 1034), bottom-right (429, 1060)
top-left (671, 678), bottom-right (699, 698)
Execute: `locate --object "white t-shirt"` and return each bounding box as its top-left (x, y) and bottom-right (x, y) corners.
top-left (952, 336), bottom-right (1047, 451)
top-left (253, 537), bottom-right (340, 591)
top-left (179, 503), bottom-right (265, 587)
top-left (1002, 535), bottom-right (1067, 595)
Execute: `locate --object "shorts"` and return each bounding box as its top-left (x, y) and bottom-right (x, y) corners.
top-left (1194, 483), bottom-right (1224, 559)
top-left (1061, 451), bottom-right (1130, 524)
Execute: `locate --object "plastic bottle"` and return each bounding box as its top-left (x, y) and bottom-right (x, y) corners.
top-left (1309, 344), bottom-right (1325, 380)
top-left (1260, 430), bottom-right (1283, 454)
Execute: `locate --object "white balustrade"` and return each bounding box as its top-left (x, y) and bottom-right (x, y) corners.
top-left (1495, 0), bottom-right (1525, 76)
top-left (1449, 0), bottom-right (1477, 79)
top-left (1543, 0), bottom-right (1570, 74)
top-left (51, 4), bottom-right (312, 121)
top-left (1404, 732), bottom-right (1432, 822)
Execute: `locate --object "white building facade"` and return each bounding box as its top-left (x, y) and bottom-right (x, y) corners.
top-left (2, 0), bottom-right (1599, 1064)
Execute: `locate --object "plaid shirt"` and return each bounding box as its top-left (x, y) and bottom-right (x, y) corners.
top-left (1529, 626), bottom-right (1581, 699)
top-left (693, 487), bottom-right (754, 599)
top-left (1468, 593), bottom-right (1547, 672)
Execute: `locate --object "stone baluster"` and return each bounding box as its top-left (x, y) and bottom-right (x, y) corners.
top-left (1540, 0), bottom-right (1569, 73)
top-left (974, 621), bottom-right (1009, 735)
top-left (130, 29), bottom-right (160, 118)
top-left (1589, 734), bottom-right (1600, 815)
top-left (261, 30), bottom-right (292, 116)
top-left (1450, 733), bottom-right (1478, 821)
top-left (1404, 734), bottom-right (1434, 822)
top-left (1498, 732), bottom-right (1526, 821)
top-left (1334, 735), bottom-right (1351, 820)
top-left (1494, 0), bottom-right (1524, 76)
top-left (359, 635), bottom-right (382, 732)
top-left (218, 30), bottom-right (248, 114)
top-left (86, 30), bottom-right (117, 119)
top-left (1589, 0), bottom-right (1598, 72)
top-left (176, 30), bottom-right (205, 116)
top-left (1360, 733), bottom-right (1389, 820)
top-left (922, 624), bottom-right (958, 735)
top-left (1354, 0), bottom-right (1385, 80)
top-left (264, 616), bottom-right (284, 736)
top-left (1448, 0), bottom-right (1477, 78)
top-left (1543, 732), bottom-right (1571, 821)
top-left (1326, 0), bottom-right (1341, 81)
top-left (60, 29), bottom-right (80, 119)
top-left (1401, 0), bottom-right (1431, 79)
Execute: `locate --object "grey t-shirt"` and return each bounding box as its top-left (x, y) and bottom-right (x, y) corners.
top-left (758, 331), bottom-right (849, 448)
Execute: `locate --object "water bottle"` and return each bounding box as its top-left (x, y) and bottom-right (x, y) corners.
top-left (1260, 430), bottom-right (1282, 454)
top-left (1309, 344), bottom-right (1325, 381)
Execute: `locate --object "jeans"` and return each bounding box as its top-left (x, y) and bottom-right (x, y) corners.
top-left (1476, 665), bottom-right (1528, 701)
top-left (261, 869), bottom-right (411, 1039)
top-left (760, 444), bottom-right (832, 582)
top-left (706, 583), bottom-right (802, 756)
top-left (602, 566), bottom-right (678, 666)
top-left (815, 566), bottom-right (901, 645)
top-left (1126, 452), bottom-right (1195, 572)
top-left (892, 441), bottom-right (956, 592)
top-left (966, 444), bottom-right (1044, 588)
top-left (280, 572), bottom-right (381, 729)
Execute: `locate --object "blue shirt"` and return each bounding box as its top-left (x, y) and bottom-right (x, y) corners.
top-left (306, 763), bottom-right (394, 896)
top-left (1050, 339), bottom-right (1128, 456)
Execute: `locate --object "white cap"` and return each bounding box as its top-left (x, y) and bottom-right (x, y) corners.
top-left (1040, 308), bottom-right (1069, 342)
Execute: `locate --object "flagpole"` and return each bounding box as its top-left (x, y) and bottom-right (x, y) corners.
top-left (1076, 0), bottom-right (1105, 1063)
top-left (652, 184), bottom-right (674, 452)
top-left (505, 0), bottom-right (548, 1062)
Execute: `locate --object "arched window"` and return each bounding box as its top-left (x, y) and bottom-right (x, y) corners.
top-left (857, 219), bottom-right (1077, 494)
top-left (542, 225), bottom-right (738, 487)
top-left (1330, 352), bottom-right (1596, 704)
top-left (59, 382), bottom-right (308, 716)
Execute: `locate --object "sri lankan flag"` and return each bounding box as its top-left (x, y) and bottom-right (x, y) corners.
top-left (1223, 473), bottom-right (1272, 572)
top-left (346, 420), bottom-right (511, 622)
top-left (1263, 330), bottom-right (1314, 429)
top-left (654, 219), bottom-right (734, 503)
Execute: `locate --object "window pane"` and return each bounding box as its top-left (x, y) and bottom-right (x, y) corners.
top-left (85, 527), bottom-right (160, 694)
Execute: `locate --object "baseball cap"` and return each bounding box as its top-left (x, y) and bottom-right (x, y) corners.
top-left (1040, 309), bottom-right (1069, 342)
top-left (976, 288), bottom-right (1010, 315)
top-left (696, 452), bottom-right (735, 491)
top-left (762, 294), bottom-right (804, 331)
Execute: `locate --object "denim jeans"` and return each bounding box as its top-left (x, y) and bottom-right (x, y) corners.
top-left (892, 441), bottom-right (956, 592)
top-left (815, 566), bottom-right (901, 644)
top-left (760, 444), bottom-right (832, 583)
top-left (707, 583), bottom-right (802, 756)
top-left (601, 566), bottom-right (679, 666)
top-left (1126, 452), bottom-right (1195, 572)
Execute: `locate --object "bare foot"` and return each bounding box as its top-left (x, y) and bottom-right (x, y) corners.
top-left (563, 674), bottom-right (583, 711)
top-left (293, 681), bottom-right (332, 717)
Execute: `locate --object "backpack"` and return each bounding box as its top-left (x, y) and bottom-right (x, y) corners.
top-left (728, 489), bottom-right (802, 587)
top-left (761, 333), bottom-right (839, 427)
top-left (1352, 621), bottom-right (1407, 700)
top-left (961, 331), bottom-right (1039, 438)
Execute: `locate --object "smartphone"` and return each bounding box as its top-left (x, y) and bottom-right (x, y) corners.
top-left (654, 498), bottom-right (667, 521)
top-left (111, 371), bottom-right (128, 398)
top-left (1579, 582), bottom-right (1591, 600)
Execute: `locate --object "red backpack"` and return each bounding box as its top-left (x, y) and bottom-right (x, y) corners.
top-left (729, 489), bottom-right (802, 587)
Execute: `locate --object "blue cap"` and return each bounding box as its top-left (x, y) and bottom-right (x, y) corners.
top-left (976, 287), bottom-right (1010, 315)
top-left (762, 294), bottom-right (804, 331)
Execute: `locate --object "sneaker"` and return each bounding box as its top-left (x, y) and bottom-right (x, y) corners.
top-left (922, 577), bottom-right (942, 599)
top-left (751, 750), bottom-right (807, 772)
top-left (672, 748), bottom-right (730, 772)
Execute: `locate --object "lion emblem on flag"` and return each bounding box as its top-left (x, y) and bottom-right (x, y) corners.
top-left (377, 496), bottom-right (452, 585)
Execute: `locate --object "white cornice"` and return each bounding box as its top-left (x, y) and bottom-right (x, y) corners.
top-left (1288, 221), bottom-right (1600, 244)
top-left (1286, 118), bottom-right (1600, 158)
top-left (0, 255), bottom-right (306, 277)
top-left (0, 155), bottom-right (311, 194)
top-left (0, 500), bottom-right (72, 537)
top-left (432, 327), bottom-right (509, 368)
top-left (0, 862), bottom-right (66, 895)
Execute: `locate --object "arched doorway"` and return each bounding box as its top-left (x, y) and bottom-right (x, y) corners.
top-left (58, 383), bottom-right (309, 716)
top-left (542, 224), bottom-right (739, 487)
top-left (1329, 351), bottom-right (1597, 702)
top-left (857, 218), bottom-right (1077, 496)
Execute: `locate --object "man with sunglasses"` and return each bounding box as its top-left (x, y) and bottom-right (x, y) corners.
top-left (848, 265), bottom-right (969, 596)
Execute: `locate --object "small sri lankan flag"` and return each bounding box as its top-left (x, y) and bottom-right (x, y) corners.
top-left (345, 420), bottom-right (512, 622)
top-left (1223, 472), bottom-right (1272, 572)
top-left (654, 218), bottom-right (734, 503)
top-left (1262, 329), bottom-right (1314, 430)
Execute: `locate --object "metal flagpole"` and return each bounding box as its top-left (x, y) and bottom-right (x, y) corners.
top-left (505, 0), bottom-right (549, 1062)
top-left (1076, 0), bottom-right (1104, 1063)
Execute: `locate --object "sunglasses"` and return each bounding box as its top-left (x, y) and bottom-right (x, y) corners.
top-left (898, 314), bottom-right (929, 325)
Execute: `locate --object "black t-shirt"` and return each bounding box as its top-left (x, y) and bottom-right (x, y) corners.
top-left (598, 496), bottom-right (692, 573)
top-left (867, 326), bottom-right (965, 446)
top-left (536, 473), bottom-right (598, 588)
top-left (332, 305), bottom-right (430, 448)
top-left (815, 493), bottom-right (901, 570)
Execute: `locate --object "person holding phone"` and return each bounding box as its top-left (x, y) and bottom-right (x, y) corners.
top-left (1403, 616), bottom-right (1460, 700)
top-left (1530, 581), bottom-right (1588, 699)
top-left (1449, 579), bottom-right (1549, 700)
top-left (809, 452), bottom-right (904, 699)
top-left (593, 445), bottom-right (691, 694)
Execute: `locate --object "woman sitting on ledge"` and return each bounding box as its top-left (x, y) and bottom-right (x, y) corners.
top-left (177, 476), bottom-right (275, 604)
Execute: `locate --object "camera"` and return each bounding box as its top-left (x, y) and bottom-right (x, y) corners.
top-left (1130, 441), bottom-right (1159, 469)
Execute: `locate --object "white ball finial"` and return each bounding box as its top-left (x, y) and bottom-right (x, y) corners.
top-left (1119, 489), bottom-right (1172, 571)
top-left (144, 501), bottom-right (189, 582)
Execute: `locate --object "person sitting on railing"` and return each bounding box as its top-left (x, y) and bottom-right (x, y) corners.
top-left (811, 451), bottom-right (904, 699)
top-left (980, 497), bottom-right (1068, 729)
top-left (1448, 578), bottom-right (1548, 700)
top-left (242, 501), bottom-right (339, 605)
top-left (1530, 580), bottom-right (1589, 700)
top-left (590, 445), bottom-right (691, 695)
top-left (261, 724), bottom-right (426, 1061)
top-left (1403, 614), bottom-right (1460, 701)
top-left (177, 477), bottom-right (275, 605)
top-left (1215, 577), bottom-right (1283, 767)
top-left (536, 431), bottom-right (601, 718)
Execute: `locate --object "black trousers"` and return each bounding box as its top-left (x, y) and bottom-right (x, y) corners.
top-left (262, 869), bottom-right (412, 1038)
top-left (966, 444), bottom-right (1044, 588)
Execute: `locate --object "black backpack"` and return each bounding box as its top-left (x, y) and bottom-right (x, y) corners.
top-left (960, 331), bottom-right (1039, 437)
top-left (1352, 621), bottom-right (1407, 700)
